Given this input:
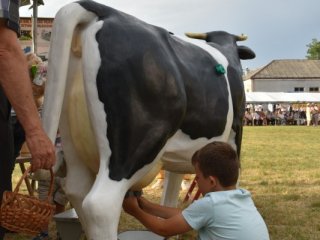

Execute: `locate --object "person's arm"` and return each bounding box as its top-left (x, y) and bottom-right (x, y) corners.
top-left (137, 196), bottom-right (181, 219)
top-left (0, 20), bottom-right (55, 171)
top-left (123, 196), bottom-right (192, 237)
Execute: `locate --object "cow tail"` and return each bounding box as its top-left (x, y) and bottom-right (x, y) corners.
top-left (42, 3), bottom-right (97, 142)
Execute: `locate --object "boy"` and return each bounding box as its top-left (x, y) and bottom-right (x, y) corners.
top-left (123, 141), bottom-right (269, 240)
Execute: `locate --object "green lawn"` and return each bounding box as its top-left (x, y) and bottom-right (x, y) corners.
top-left (240, 126), bottom-right (320, 240)
top-left (5, 126), bottom-right (320, 240)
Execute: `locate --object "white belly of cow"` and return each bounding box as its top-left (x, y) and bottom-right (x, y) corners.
top-left (67, 66), bottom-right (100, 173)
top-left (162, 113), bottom-right (235, 174)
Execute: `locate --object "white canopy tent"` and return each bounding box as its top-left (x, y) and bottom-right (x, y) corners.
top-left (244, 92), bottom-right (320, 126)
top-left (245, 92), bottom-right (320, 104)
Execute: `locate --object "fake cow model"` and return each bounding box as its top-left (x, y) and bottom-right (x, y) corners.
top-left (42, 1), bottom-right (255, 239)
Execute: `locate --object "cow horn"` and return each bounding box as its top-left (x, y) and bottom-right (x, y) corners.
top-left (236, 34), bottom-right (248, 41)
top-left (185, 32), bottom-right (207, 40)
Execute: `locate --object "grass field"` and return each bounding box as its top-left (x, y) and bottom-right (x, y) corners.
top-left (4, 126), bottom-right (320, 240)
top-left (240, 126), bottom-right (320, 240)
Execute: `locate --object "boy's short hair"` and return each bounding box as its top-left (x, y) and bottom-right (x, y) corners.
top-left (191, 141), bottom-right (239, 187)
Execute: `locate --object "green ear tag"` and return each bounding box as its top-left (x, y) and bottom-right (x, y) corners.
top-left (215, 64), bottom-right (225, 75)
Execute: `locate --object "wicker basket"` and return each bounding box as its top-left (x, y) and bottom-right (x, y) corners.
top-left (0, 166), bottom-right (56, 235)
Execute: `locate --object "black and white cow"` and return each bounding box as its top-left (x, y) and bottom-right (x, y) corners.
top-left (42, 1), bottom-right (255, 239)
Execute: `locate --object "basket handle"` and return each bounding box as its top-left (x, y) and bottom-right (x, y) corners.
top-left (14, 166), bottom-right (55, 201)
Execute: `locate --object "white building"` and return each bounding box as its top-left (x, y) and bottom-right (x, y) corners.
top-left (243, 59), bottom-right (320, 93)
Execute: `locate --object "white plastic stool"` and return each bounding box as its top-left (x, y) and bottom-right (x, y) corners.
top-left (53, 208), bottom-right (83, 240)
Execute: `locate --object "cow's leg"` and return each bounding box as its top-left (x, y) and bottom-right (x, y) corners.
top-left (73, 21), bottom-right (123, 240)
top-left (160, 171), bottom-right (184, 207)
top-left (81, 167), bottom-right (127, 240)
top-left (63, 149), bottom-right (95, 230)
top-left (61, 75), bottom-right (114, 239)
top-left (82, 155), bottom-right (163, 240)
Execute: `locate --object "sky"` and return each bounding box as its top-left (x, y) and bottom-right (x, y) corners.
top-left (20, 0), bottom-right (320, 70)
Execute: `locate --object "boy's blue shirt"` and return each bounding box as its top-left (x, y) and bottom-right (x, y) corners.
top-left (182, 188), bottom-right (270, 240)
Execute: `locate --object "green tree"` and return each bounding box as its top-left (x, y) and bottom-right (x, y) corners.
top-left (306, 38), bottom-right (320, 60)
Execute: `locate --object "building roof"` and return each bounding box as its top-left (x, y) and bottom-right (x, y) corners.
top-left (244, 59), bottom-right (320, 80)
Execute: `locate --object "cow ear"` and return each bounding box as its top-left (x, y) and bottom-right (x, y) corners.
top-left (238, 46), bottom-right (256, 60)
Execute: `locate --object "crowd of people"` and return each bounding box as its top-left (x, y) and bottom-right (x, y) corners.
top-left (243, 103), bottom-right (319, 126)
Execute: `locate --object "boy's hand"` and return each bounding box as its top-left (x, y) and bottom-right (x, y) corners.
top-left (123, 196), bottom-right (140, 216)
top-left (137, 196), bottom-right (149, 209)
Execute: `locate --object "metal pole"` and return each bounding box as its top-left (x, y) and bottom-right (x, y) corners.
top-left (32, 0), bottom-right (38, 54)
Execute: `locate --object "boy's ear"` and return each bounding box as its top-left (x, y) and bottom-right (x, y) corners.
top-left (209, 176), bottom-right (217, 187)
